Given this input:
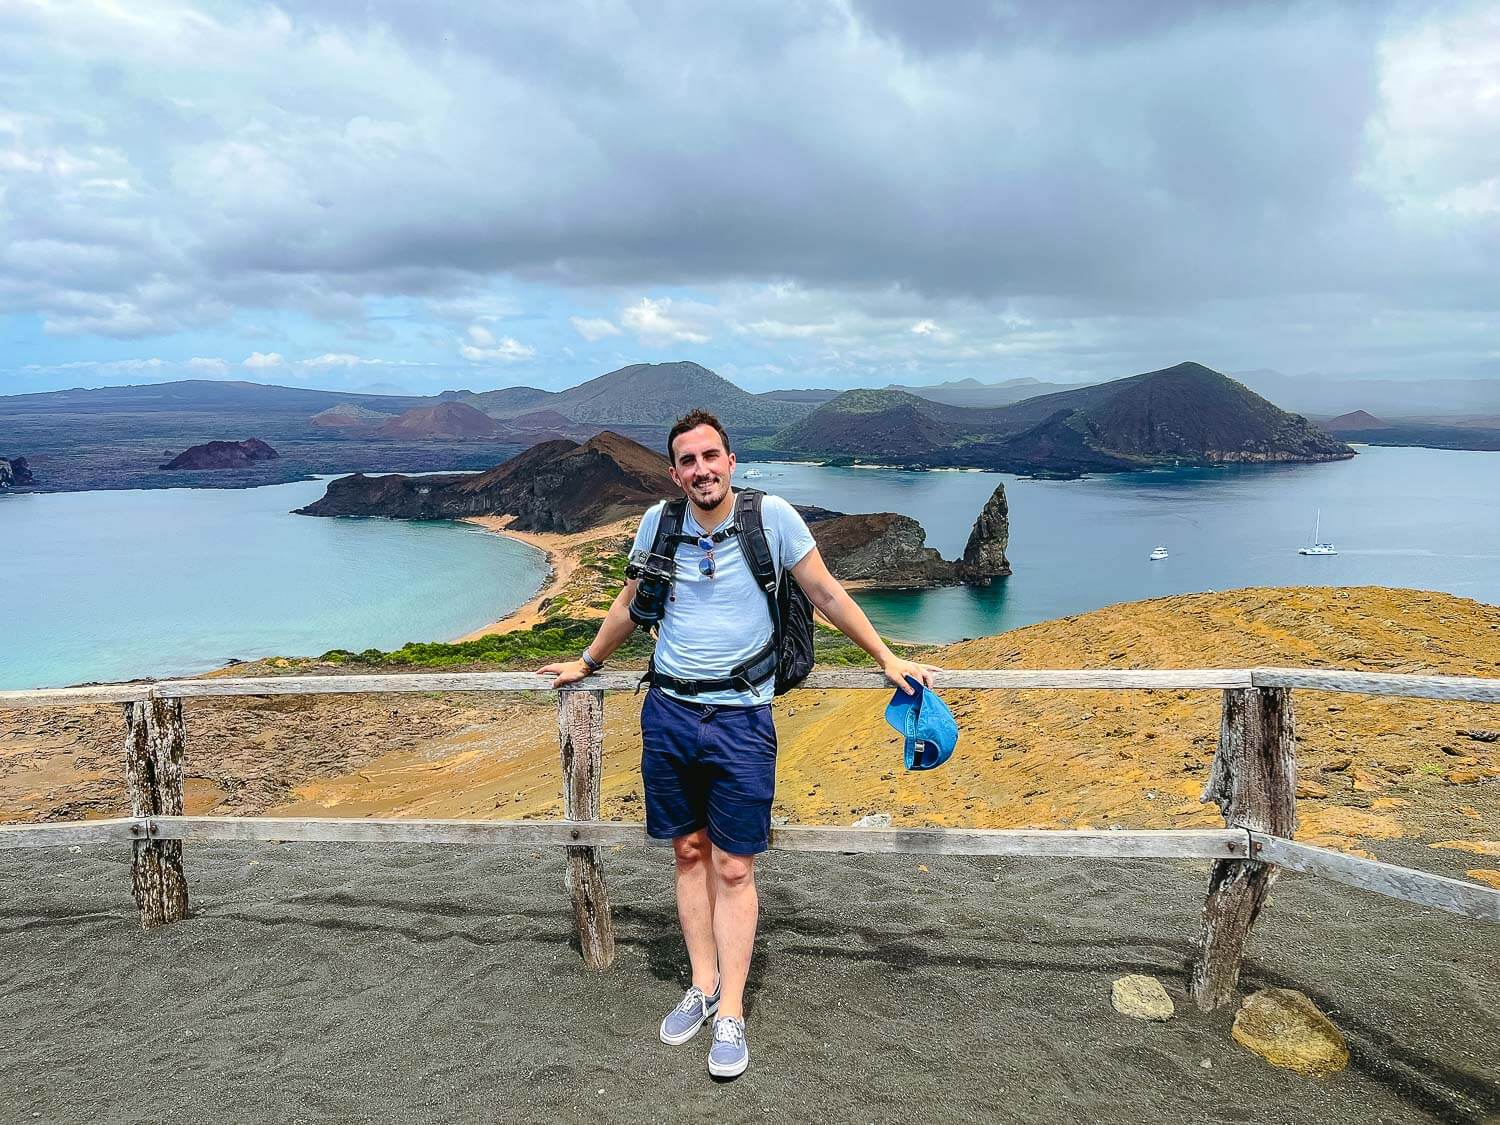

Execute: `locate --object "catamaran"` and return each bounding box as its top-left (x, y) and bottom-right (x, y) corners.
top-left (1298, 510), bottom-right (1338, 555)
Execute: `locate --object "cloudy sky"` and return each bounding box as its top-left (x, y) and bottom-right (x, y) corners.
top-left (3, 0), bottom-right (1497, 395)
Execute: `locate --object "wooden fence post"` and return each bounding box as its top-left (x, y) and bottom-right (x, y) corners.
top-left (557, 688), bottom-right (615, 969)
top-left (1189, 686), bottom-right (1296, 1010)
top-left (123, 694), bottom-right (189, 928)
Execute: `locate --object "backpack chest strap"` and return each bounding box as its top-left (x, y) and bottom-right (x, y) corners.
top-left (664, 525), bottom-right (739, 547)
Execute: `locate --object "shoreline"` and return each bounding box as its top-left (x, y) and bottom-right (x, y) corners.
top-left (453, 512), bottom-right (934, 646)
top-left (452, 515), bottom-right (637, 640)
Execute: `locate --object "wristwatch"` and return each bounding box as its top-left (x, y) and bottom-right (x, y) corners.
top-left (580, 648), bottom-right (603, 673)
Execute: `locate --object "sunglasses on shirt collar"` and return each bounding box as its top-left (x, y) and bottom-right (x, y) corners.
top-left (693, 525), bottom-right (739, 580)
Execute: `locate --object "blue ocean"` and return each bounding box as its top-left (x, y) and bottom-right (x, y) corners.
top-left (1, 478), bottom-right (548, 691)
top-left (4, 445), bottom-right (1496, 690)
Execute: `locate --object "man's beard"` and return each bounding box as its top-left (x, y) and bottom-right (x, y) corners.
top-left (687, 475), bottom-right (727, 511)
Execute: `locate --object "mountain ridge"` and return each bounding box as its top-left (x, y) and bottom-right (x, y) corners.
top-left (771, 361), bottom-right (1353, 471)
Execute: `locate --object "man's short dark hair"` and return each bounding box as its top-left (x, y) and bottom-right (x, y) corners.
top-left (667, 409), bottom-right (732, 464)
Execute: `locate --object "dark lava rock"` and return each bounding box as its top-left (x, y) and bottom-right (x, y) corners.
top-left (0, 455), bottom-right (35, 488)
top-left (813, 484), bottom-right (1010, 589)
top-left (160, 438), bottom-right (280, 470)
top-left (296, 430), bottom-right (675, 533)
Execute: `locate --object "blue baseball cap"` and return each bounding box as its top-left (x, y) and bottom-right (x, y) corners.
top-left (884, 677), bottom-right (959, 771)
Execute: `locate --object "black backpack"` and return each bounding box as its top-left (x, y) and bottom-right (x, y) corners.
top-left (650, 487), bottom-right (815, 695)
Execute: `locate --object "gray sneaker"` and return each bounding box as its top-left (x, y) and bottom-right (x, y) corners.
top-left (660, 983), bottom-right (720, 1045)
top-left (707, 1016), bottom-right (749, 1078)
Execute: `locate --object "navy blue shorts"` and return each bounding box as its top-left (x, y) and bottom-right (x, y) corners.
top-left (640, 686), bottom-right (778, 855)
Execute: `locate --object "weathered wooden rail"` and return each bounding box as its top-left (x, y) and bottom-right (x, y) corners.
top-left (2, 666), bottom-right (1497, 1012)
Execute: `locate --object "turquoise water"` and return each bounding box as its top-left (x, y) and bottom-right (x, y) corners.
top-left (745, 445), bottom-right (1500, 643)
top-left (6, 446), bottom-right (1496, 690)
top-left (1, 478), bottom-right (549, 691)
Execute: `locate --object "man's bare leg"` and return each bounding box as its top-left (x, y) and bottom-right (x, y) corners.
top-left (709, 847), bottom-right (758, 1019)
top-left (673, 829), bottom-right (719, 992)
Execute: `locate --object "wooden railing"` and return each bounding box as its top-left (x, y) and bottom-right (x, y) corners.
top-left (2, 667), bottom-right (1497, 1011)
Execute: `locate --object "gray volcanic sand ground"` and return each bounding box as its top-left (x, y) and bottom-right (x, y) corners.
top-left (1, 840), bottom-right (1496, 1124)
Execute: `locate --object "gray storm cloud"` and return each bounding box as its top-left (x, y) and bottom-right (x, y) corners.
top-left (0, 0), bottom-right (1495, 383)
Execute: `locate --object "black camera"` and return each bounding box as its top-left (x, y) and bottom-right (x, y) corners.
top-left (626, 548), bottom-right (677, 628)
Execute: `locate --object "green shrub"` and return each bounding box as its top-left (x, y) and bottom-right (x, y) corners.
top-left (311, 614), bottom-right (923, 673)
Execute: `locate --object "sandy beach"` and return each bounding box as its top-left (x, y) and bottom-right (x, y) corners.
top-left (453, 515), bottom-right (638, 639)
top-left (1, 839), bottom-right (1495, 1122)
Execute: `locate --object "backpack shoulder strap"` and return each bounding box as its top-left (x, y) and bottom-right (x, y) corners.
top-left (734, 489), bottom-right (777, 594)
top-left (650, 498), bottom-right (687, 557)
top-left (734, 488), bottom-right (783, 640)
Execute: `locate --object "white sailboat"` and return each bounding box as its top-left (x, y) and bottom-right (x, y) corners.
top-left (1298, 510), bottom-right (1338, 555)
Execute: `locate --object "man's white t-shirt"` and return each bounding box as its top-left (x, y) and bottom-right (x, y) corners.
top-left (630, 492), bottom-right (816, 707)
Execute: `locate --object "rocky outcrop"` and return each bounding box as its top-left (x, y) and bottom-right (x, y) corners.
top-left (812, 512), bottom-right (956, 585)
top-left (813, 484), bottom-right (1010, 589)
top-left (0, 456), bottom-right (35, 489)
top-left (296, 431), bottom-right (676, 533)
top-left (960, 485), bottom-right (1011, 583)
top-left (160, 439), bottom-right (279, 470)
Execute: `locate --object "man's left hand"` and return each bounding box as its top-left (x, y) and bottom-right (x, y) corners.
top-left (881, 657), bottom-right (942, 695)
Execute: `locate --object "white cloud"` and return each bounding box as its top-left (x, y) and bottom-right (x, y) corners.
top-left (301, 353), bottom-right (362, 368)
top-left (186, 356), bottom-right (230, 374)
top-left (21, 357), bottom-right (169, 375)
top-left (459, 323), bottom-right (535, 362)
top-left (569, 315), bottom-right (622, 342)
top-left (621, 297), bottom-right (712, 345)
top-left (737, 318), bottom-right (835, 339)
top-left (3, 2), bottom-right (1499, 386)
top-left (243, 351), bottom-right (284, 369)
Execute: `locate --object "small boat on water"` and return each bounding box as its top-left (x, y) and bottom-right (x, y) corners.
top-left (1298, 509), bottom-right (1338, 555)
top-left (1148, 546), bottom-right (1169, 561)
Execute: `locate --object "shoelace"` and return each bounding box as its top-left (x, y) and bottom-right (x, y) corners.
top-left (677, 987), bottom-right (707, 1013)
top-left (713, 1018), bottom-right (744, 1047)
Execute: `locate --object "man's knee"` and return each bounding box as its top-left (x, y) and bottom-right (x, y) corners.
top-left (672, 829), bottom-right (711, 871)
top-left (711, 847), bottom-right (755, 890)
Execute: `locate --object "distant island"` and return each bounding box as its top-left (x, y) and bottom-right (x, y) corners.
top-left (767, 362), bottom-right (1355, 472)
top-left (160, 438), bottom-right (279, 471)
top-left (297, 430), bottom-right (1011, 591)
top-left (2, 356), bottom-right (1444, 493)
top-left (1314, 409), bottom-right (1500, 453)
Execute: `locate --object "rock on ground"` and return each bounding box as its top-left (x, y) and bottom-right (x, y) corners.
top-left (1110, 974), bottom-right (1174, 1021)
top-left (1231, 988), bottom-right (1349, 1076)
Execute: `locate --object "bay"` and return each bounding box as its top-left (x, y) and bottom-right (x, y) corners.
top-left (747, 444), bottom-right (1500, 643)
top-left (5, 444), bottom-right (1495, 692)
top-left (0, 478), bottom-right (548, 691)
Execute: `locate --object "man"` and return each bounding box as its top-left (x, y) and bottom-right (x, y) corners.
top-left (539, 409), bottom-right (938, 1079)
